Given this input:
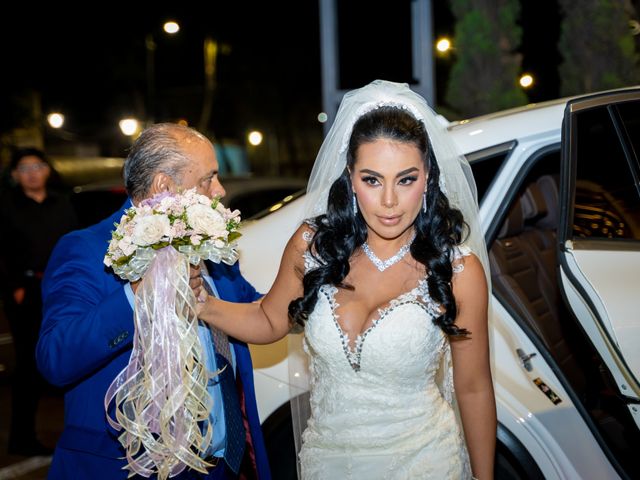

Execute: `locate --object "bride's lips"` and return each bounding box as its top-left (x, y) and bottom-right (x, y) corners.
top-left (378, 214), bottom-right (402, 226)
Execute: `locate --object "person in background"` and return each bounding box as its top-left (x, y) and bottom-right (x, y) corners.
top-left (36, 124), bottom-right (270, 479)
top-left (0, 147), bottom-right (78, 456)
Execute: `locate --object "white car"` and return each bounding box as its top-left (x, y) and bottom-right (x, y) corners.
top-left (239, 88), bottom-right (640, 479)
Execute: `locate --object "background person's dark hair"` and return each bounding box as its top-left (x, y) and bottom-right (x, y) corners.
top-left (123, 123), bottom-right (208, 200)
top-left (288, 106), bottom-right (469, 336)
top-left (5, 147), bottom-right (65, 191)
top-left (10, 147), bottom-right (51, 171)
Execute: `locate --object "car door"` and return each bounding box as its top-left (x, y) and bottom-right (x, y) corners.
top-left (558, 90), bottom-right (640, 434)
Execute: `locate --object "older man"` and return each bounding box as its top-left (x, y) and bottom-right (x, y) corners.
top-left (37, 124), bottom-right (271, 479)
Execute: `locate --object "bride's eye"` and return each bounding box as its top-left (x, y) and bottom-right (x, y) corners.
top-left (361, 175), bottom-right (380, 186)
top-left (398, 176), bottom-right (418, 185)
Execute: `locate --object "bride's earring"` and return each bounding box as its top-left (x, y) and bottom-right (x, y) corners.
top-left (422, 191), bottom-right (427, 213)
top-left (353, 193), bottom-right (358, 215)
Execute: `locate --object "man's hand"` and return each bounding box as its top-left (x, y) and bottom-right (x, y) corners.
top-left (188, 263), bottom-right (207, 303)
top-left (130, 264), bottom-right (207, 303)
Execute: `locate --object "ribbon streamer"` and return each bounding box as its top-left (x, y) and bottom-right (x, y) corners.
top-left (105, 247), bottom-right (218, 479)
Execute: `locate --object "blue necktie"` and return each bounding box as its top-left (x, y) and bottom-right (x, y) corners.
top-left (213, 352), bottom-right (246, 475)
top-left (202, 278), bottom-right (246, 475)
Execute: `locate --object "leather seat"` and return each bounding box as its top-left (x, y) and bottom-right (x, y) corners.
top-left (490, 175), bottom-right (585, 394)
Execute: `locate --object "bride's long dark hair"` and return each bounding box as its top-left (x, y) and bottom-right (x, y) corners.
top-left (288, 106), bottom-right (469, 336)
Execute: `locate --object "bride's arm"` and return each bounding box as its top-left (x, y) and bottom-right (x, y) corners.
top-left (194, 224), bottom-right (308, 345)
top-left (450, 254), bottom-right (496, 480)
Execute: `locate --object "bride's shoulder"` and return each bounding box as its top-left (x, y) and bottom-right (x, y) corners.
top-left (449, 244), bottom-right (470, 273)
top-left (285, 221), bottom-right (316, 254)
top-left (301, 219), bottom-right (317, 243)
top-left (451, 246), bottom-right (487, 295)
top-left (292, 220), bottom-right (316, 243)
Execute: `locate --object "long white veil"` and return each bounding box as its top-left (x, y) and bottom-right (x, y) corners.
top-left (288, 79), bottom-right (490, 477)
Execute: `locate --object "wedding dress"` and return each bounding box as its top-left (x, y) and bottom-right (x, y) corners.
top-left (297, 244), bottom-right (473, 480)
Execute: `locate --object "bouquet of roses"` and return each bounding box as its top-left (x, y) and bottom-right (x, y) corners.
top-left (104, 188), bottom-right (241, 281)
top-left (103, 188), bottom-right (241, 479)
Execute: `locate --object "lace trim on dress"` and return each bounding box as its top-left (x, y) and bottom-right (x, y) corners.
top-left (320, 285), bottom-right (360, 371)
top-left (437, 339), bottom-right (455, 405)
top-left (451, 244), bottom-right (472, 274)
top-left (303, 249), bottom-right (320, 273)
top-left (304, 230), bottom-right (473, 376)
top-left (302, 230), bottom-right (313, 243)
top-left (302, 226), bottom-right (322, 273)
top-left (321, 281), bottom-right (443, 373)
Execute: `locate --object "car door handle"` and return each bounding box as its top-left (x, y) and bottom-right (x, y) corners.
top-left (516, 348), bottom-right (537, 372)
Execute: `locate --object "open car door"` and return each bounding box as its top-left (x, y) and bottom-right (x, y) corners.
top-left (559, 89), bottom-right (640, 432)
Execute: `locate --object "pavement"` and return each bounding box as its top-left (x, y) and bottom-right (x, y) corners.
top-left (0, 307), bottom-right (63, 480)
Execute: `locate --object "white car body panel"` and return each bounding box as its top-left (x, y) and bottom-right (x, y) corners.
top-left (568, 248), bottom-right (640, 388)
top-left (491, 299), bottom-right (622, 480)
top-left (238, 197), bottom-right (306, 422)
top-left (449, 101), bottom-right (565, 155)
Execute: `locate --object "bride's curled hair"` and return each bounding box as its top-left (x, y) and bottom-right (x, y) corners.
top-left (288, 106), bottom-right (469, 336)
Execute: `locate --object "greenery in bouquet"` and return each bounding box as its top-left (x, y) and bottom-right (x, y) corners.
top-left (104, 188), bottom-right (242, 281)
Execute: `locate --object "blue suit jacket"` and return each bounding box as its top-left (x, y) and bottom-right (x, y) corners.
top-left (37, 201), bottom-right (271, 479)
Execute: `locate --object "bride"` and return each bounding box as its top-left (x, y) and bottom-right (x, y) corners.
top-left (192, 80), bottom-right (496, 479)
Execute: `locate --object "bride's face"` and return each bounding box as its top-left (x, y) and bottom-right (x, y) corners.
top-left (351, 138), bottom-right (427, 241)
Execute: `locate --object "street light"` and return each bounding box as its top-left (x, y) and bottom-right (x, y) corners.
top-left (163, 21), bottom-right (180, 35)
top-left (119, 118), bottom-right (140, 136)
top-left (519, 73), bottom-right (534, 89)
top-left (436, 37), bottom-right (452, 54)
top-left (47, 113), bottom-right (65, 129)
top-left (146, 20), bottom-right (181, 123)
top-left (248, 130), bottom-right (263, 146)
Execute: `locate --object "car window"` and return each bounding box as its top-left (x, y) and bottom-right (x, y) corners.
top-left (572, 103), bottom-right (640, 240)
top-left (466, 141), bottom-right (515, 205)
top-left (615, 101), bottom-right (640, 163)
top-left (469, 153), bottom-right (508, 204)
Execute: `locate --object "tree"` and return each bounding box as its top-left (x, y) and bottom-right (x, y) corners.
top-left (559, 0), bottom-right (639, 96)
top-left (445, 0), bottom-right (528, 117)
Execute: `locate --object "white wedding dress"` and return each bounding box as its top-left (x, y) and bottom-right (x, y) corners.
top-left (298, 245), bottom-right (473, 480)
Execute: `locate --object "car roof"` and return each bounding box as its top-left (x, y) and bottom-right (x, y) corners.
top-left (447, 85), bottom-right (640, 155)
top-left (447, 99), bottom-right (566, 156)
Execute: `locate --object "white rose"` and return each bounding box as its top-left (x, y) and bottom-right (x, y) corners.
top-left (186, 204), bottom-right (226, 237)
top-left (118, 237), bottom-right (137, 256)
top-left (131, 214), bottom-right (171, 246)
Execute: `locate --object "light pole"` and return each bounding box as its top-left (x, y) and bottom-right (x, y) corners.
top-left (145, 21), bottom-right (180, 124)
top-left (198, 36), bottom-right (217, 132)
top-left (145, 34), bottom-right (156, 123)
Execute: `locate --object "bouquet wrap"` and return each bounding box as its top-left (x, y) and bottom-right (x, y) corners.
top-left (105, 247), bottom-right (214, 478)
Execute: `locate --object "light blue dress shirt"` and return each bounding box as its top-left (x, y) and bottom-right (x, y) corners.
top-left (124, 269), bottom-right (234, 458)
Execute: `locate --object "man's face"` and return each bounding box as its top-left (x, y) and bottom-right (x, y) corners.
top-left (176, 138), bottom-right (226, 199)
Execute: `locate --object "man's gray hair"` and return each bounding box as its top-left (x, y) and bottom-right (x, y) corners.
top-left (123, 123), bottom-right (210, 200)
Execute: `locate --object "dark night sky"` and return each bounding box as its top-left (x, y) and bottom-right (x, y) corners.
top-left (1, 1), bottom-right (562, 158)
top-left (2, 3), bottom-right (323, 146)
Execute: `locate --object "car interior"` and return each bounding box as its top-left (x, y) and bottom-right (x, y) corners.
top-left (487, 150), bottom-right (640, 477)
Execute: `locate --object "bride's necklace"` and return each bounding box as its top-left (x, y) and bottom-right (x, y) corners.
top-left (362, 232), bottom-right (416, 272)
